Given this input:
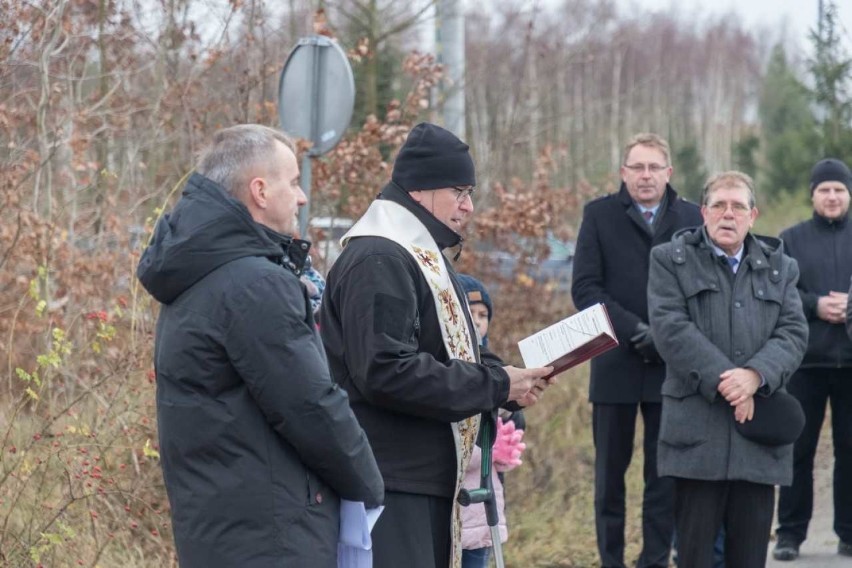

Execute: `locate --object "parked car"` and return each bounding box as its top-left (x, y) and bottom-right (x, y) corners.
top-left (308, 216), bottom-right (353, 268)
top-left (481, 233), bottom-right (574, 293)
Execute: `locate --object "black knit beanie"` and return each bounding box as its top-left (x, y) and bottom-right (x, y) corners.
top-left (810, 158), bottom-right (852, 194)
top-left (391, 122), bottom-right (476, 191)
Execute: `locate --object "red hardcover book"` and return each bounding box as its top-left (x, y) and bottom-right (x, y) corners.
top-left (517, 303), bottom-right (618, 378)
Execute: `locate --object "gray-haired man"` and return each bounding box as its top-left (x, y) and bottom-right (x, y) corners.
top-left (138, 124), bottom-right (384, 568)
top-left (648, 171), bottom-right (807, 568)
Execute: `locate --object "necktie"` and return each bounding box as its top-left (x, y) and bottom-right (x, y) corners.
top-left (642, 210), bottom-right (654, 224)
top-left (726, 256), bottom-right (739, 273)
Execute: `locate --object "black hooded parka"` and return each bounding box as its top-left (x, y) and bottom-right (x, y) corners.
top-left (137, 173), bottom-right (383, 568)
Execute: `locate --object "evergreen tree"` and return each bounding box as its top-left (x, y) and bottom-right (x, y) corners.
top-left (759, 44), bottom-right (819, 199)
top-left (331, 0), bottom-right (434, 127)
top-left (809, 0), bottom-right (852, 157)
top-left (733, 133), bottom-right (759, 180)
top-left (672, 142), bottom-right (707, 202)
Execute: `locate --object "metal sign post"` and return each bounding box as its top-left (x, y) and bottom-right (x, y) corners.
top-left (278, 35), bottom-right (355, 237)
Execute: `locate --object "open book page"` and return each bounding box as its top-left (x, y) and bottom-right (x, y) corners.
top-left (517, 303), bottom-right (618, 376)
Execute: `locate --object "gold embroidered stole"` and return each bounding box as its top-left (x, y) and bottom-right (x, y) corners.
top-left (342, 199), bottom-right (480, 568)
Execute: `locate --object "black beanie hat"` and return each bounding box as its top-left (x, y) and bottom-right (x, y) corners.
top-left (809, 158), bottom-right (852, 193)
top-left (391, 122), bottom-right (476, 191)
top-left (457, 273), bottom-right (493, 321)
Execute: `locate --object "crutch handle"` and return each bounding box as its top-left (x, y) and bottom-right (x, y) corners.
top-left (457, 487), bottom-right (490, 506)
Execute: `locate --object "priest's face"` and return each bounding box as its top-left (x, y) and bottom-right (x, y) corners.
top-left (409, 186), bottom-right (475, 234)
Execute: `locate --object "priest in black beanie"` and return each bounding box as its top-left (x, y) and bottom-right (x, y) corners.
top-left (774, 157), bottom-right (852, 561)
top-left (320, 122), bottom-right (554, 568)
top-left (391, 122), bottom-right (476, 192)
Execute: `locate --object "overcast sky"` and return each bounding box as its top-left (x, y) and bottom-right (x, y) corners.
top-left (615, 0), bottom-right (851, 57)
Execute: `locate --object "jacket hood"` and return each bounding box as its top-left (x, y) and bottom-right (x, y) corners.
top-left (137, 173), bottom-right (310, 304)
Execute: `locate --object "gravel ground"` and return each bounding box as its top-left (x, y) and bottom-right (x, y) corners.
top-left (766, 419), bottom-right (851, 567)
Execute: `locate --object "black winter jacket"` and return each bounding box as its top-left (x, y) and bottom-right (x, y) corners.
top-left (320, 183), bottom-right (511, 498)
top-left (137, 173), bottom-right (383, 568)
top-left (780, 212), bottom-right (852, 368)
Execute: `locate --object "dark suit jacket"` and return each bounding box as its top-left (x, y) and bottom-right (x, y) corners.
top-left (571, 183), bottom-right (702, 403)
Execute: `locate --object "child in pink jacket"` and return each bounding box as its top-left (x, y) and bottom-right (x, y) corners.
top-left (457, 274), bottom-right (526, 568)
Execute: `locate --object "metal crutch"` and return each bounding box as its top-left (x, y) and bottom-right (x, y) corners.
top-left (457, 410), bottom-right (504, 568)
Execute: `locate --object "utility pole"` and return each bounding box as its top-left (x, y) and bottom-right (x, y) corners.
top-left (818, 0), bottom-right (824, 39)
top-left (436, 0), bottom-right (466, 139)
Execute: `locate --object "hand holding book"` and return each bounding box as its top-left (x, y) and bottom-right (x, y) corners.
top-left (517, 303), bottom-right (619, 379)
top-left (503, 365), bottom-right (554, 407)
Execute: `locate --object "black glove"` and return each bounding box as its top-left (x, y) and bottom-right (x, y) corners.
top-left (630, 322), bottom-right (663, 365)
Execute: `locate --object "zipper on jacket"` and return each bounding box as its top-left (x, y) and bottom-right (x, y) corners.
top-left (411, 314), bottom-right (421, 343)
top-left (833, 225), bottom-right (843, 369)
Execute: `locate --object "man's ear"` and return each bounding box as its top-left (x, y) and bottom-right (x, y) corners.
top-left (248, 177), bottom-right (266, 209)
top-left (749, 206), bottom-right (759, 226)
top-left (408, 190), bottom-right (425, 205)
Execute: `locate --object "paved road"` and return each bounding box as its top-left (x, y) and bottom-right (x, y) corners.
top-left (766, 421), bottom-right (852, 567)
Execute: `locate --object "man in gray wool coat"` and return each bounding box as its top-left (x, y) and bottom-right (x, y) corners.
top-left (648, 170), bottom-right (808, 568)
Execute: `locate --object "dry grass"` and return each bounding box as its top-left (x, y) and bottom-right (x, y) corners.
top-left (500, 365), bottom-right (649, 567)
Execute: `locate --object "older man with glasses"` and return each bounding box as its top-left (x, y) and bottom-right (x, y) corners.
top-left (320, 122), bottom-right (553, 568)
top-left (572, 133), bottom-right (702, 568)
top-left (648, 171), bottom-right (808, 568)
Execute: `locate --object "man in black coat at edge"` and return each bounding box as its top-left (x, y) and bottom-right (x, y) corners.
top-left (320, 122), bottom-right (554, 568)
top-left (774, 158), bottom-right (852, 561)
top-left (571, 133), bottom-right (703, 568)
top-left (137, 124), bottom-right (384, 568)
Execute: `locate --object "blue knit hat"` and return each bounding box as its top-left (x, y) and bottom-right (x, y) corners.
top-left (457, 274), bottom-right (493, 321)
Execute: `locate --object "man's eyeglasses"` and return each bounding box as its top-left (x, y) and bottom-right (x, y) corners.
top-left (623, 163), bottom-right (669, 174)
top-left (452, 185), bottom-right (476, 202)
top-left (706, 201), bottom-right (752, 216)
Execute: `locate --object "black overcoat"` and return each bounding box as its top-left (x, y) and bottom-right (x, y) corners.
top-left (571, 183), bottom-right (702, 403)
